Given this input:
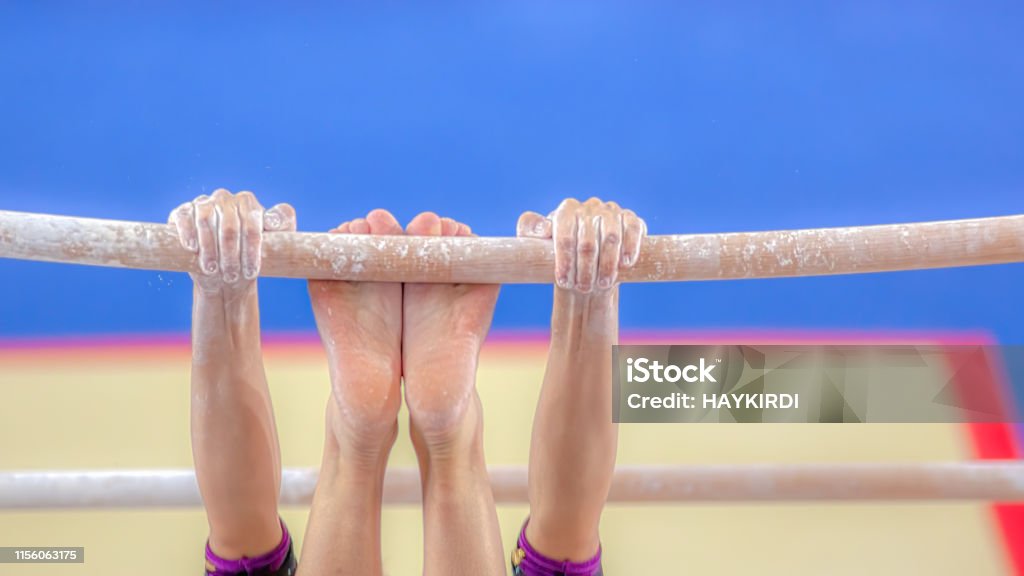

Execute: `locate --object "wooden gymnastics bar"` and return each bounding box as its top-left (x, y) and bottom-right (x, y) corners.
top-left (1, 210), bottom-right (1022, 283)
top-left (3, 463), bottom-right (1024, 509)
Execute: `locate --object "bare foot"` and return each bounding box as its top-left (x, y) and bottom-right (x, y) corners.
top-left (402, 212), bottom-right (500, 449)
top-left (308, 209), bottom-right (404, 460)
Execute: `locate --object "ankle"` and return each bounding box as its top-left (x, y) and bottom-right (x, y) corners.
top-left (408, 392), bottom-right (483, 461)
top-left (324, 401), bottom-right (397, 471)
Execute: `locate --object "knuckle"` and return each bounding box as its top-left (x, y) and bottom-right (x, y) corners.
top-left (557, 236), bottom-right (576, 251)
top-left (578, 240), bottom-right (598, 254)
top-left (557, 198), bottom-right (580, 213)
top-left (211, 188), bottom-right (232, 198)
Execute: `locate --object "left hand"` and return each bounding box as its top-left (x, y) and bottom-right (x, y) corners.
top-left (518, 197), bottom-right (646, 293)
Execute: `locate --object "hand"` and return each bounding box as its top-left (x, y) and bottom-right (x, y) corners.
top-left (308, 210), bottom-right (405, 461)
top-left (518, 197), bottom-right (646, 294)
top-left (169, 189), bottom-right (296, 301)
top-left (402, 212), bottom-right (500, 448)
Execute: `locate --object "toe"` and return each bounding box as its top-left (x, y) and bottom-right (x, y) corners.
top-left (366, 209), bottom-right (403, 235)
top-left (439, 217), bottom-right (460, 236)
top-left (330, 221), bottom-right (352, 235)
top-left (406, 212), bottom-right (442, 236)
top-left (350, 218), bottom-right (371, 235)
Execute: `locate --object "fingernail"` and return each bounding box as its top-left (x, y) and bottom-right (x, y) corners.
top-left (557, 276), bottom-right (571, 289)
top-left (243, 265), bottom-right (257, 279)
top-left (598, 277), bottom-right (612, 289)
top-left (204, 261), bottom-right (218, 274)
top-left (224, 271), bottom-right (238, 283)
top-left (265, 212), bottom-right (281, 229)
top-left (186, 239), bottom-right (197, 251)
top-left (622, 254), bottom-right (633, 265)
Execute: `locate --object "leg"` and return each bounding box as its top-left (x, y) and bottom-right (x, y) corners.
top-left (298, 211), bottom-right (405, 576)
top-left (403, 212), bottom-right (506, 576)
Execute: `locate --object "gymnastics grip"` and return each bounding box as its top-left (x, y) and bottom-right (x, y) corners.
top-left (1, 210), bottom-right (1023, 283)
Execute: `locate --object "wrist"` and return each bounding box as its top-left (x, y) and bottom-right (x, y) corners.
top-left (191, 287), bottom-right (263, 363)
top-left (551, 288), bottom-right (619, 347)
top-left (193, 283), bottom-right (258, 312)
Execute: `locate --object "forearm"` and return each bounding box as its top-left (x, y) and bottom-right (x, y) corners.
top-left (527, 289), bottom-right (619, 558)
top-left (191, 287), bottom-right (283, 555)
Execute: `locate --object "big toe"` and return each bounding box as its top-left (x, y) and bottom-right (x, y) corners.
top-left (366, 209), bottom-right (403, 235)
top-left (406, 212), bottom-right (443, 236)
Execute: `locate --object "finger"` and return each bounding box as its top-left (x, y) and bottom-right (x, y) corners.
top-left (439, 217), bottom-right (460, 237)
top-left (264, 203), bottom-right (297, 232)
top-left (596, 209), bottom-right (623, 289)
top-left (365, 209), bottom-right (404, 235)
top-left (193, 196), bottom-right (219, 275)
top-left (169, 203), bottom-right (198, 252)
top-left (350, 218), bottom-right (370, 235)
top-left (552, 202), bottom-right (579, 289)
top-left (575, 212), bottom-right (600, 293)
top-left (517, 211), bottom-right (552, 238)
top-left (237, 192), bottom-right (264, 280)
top-left (457, 222), bottom-right (472, 237)
top-left (216, 197), bottom-right (242, 283)
top-left (622, 210), bottom-right (646, 267)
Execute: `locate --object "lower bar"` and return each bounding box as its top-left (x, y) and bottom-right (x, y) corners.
top-left (2, 463), bottom-right (1022, 509)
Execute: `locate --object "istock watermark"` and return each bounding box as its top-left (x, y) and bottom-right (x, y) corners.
top-left (612, 344), bottom-right (1022, 423)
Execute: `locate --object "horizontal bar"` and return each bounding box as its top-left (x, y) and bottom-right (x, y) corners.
top-left (1, 210), bottom-right (1022, 283)
top-left (2, 463), bottom-right (1023, 509)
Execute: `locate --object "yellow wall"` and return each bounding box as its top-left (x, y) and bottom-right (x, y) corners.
top-left (0, 341), bottom-right (1011, 575)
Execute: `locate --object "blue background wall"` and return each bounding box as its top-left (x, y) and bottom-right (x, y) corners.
top-left (0, 2), bottom-right (1022, 340)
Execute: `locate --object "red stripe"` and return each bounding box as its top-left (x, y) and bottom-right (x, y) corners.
top-left (950, 334), bottom-right (1024, 574)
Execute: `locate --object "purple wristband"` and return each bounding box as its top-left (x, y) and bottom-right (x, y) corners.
top-left (205, 520), bottom-right (291, 575)
top-left (513, 522), bottom-right (602, 576)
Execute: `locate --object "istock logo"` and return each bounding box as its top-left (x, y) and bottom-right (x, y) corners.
top-left (626, 357), bottom-right (719, 384)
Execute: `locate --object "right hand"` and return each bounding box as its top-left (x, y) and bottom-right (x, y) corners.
top-left (169, 189), bottom-right (296, 299)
